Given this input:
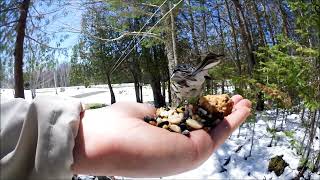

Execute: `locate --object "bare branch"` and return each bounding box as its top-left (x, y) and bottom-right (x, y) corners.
top-left (1, 5), bottom-right (18, 13)
top-left (138, 2), bottom-right (159, 8)
top-left (0, 20), bottom-right (18, 27)
top-left (211, 15), bottom-right (233, 27)
top-left (58, 20), bottom-right (164, 43)
top-left (91, 31), bottom-right (164, 42)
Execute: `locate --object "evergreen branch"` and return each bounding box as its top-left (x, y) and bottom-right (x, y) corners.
top-left (25, 35), bottom-right (67, 50)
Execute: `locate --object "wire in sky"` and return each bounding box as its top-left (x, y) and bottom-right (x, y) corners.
top-left (110, 0), bottom-right (183, 75)
top-left (109, 0), bottom-right (169, 74)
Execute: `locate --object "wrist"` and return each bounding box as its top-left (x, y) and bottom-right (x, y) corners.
top-left (71, 109), bottom-right (118, 175)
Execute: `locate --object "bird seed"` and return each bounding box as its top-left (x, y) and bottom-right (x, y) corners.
top-left (144, 94), bottom-right (234, 137)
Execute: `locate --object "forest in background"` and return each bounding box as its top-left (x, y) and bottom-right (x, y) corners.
top-left (1, 0), bottom-right (319, 178)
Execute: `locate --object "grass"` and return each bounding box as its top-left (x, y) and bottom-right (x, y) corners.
top-left (84, 103), bottom-right (107, 110)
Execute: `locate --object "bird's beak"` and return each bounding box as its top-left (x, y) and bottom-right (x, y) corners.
top-left (171, 73), bottom-right (179, 81)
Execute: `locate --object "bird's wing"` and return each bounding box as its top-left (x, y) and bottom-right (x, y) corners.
top-left (191, 54), bottom-right (222, 76)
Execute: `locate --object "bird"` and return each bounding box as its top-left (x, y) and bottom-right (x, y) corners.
top-left (171, 53), bottom-right (224, 104)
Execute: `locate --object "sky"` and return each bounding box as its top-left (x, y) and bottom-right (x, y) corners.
top-left (42, 1), bottom-right (83, 63)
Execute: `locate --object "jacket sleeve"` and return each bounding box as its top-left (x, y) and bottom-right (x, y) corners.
top-left (0, 96), bottom-right (83, 180)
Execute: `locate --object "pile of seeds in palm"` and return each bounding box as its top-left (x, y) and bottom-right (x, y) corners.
top-left (144, 94), bottom-right (234, 136)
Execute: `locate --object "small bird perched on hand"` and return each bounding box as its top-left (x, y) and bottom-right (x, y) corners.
top-left (171, 53), bottom-right (224, 104)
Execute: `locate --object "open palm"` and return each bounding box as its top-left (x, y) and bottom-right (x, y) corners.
top-left (72, 95), bottom-right (251, 177)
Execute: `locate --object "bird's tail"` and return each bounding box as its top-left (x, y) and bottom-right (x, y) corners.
top-left (191, 53), bottom-right (224, 76)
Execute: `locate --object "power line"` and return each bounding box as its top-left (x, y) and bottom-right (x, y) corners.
top-left (109, 0), bottom-right (169, 74)
top-left (110, 0), bottom-right (183, 75)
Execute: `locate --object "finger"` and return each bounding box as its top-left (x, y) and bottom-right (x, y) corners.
top-left (231, 95), bottom-right (243, 105)
top-left (111, 102), bottom-right (156, 119)
top-left (225, 107), bottom-right (251, 129)
top-left (234, 99), bottom-right (252, 109)
top-left (210, 107), bottom-right (251, 150)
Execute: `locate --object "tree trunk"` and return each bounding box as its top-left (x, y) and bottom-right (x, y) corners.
top-left (130, 19), bottom-right (143, 103)
top-left (225, 0), bottom-right (241, 75)
top-left (200, 0), bottom-right (212, 94)
top-left (252, 0), bottom-right (266, 46)
top-left (161, 81), bottom-right (166, 103)
top-left (151, 47), bottom-right (166, 107)
top-left (129, 59), bottom-right (142, 103)
top-left (300, 106), bottom-right (305, 124)
top-left (150, 75), bottom-right (165, 108)
top-left (200, 0), bottom-right (209, 51)
top-left (167, 72), bottom-right (172, 105)
top-left (217, 6), bottom-right (225, 54)
top-left (296, 111), bottom-right (317, 179)
top-left (246, 113), bottom-right (258, 159)
top-left (106, 74), bottom-right (116, 104)
top-left (14, 0), bottom-right (31, 98)
top-left (170, 2), bottom-right (178, 65)
top-left (140, 84), bottom-right (143, 103)
top-left (256, 91), bottom-right (264, 111)
top-left (134, 80), bottom-right (141, 103)
top-left (304, 111), bottom-right (317, 158)
top-left (31, 89), bottom-right (36, 99)
top-left (262, 0), bottom-right (276, 45)
top-left (312, 151), bottom-right (320, 173)
top-left (54, 70), bottom-right (58, 95)
top-left (221, 80), bottom-right (225, 94)
top-left (187, 0), bottom-right (199, 56)
top-left (278, 0), bottom-right (289, 38)
top-left (280, 109), bottom-right (286, 130)
top-left (162, 4), bottom-right (178, 106)
top-left (300, 111), bottom-right (311, 155)
top-left (232, 0), bottom-right (255, 75)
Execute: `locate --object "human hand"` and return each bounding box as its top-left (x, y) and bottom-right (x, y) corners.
top-left (72, 95), bottom-right (251, 177)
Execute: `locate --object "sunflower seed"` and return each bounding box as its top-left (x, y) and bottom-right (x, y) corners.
top-left (160, 110), bottom-right (169, 117)
top-left (156, 117), bottom-right (163, 124)
top-left (186, 119), bottom-right (203, 129)
top-left (176, 107), bottom-right (184, 113)
top-left (169, 124), bottom-right (181, 133)
top-left (162, 124), bottom-right (169, 129)
top-left (156, 107), bottom-right (164, 116)
top-left (168, 113), bottom-right (183, 124)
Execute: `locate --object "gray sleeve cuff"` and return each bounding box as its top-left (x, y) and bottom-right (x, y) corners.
top-left (30, 96), bottom-right (82, 179)
top-left (1, 96), bottom-right (82, 180)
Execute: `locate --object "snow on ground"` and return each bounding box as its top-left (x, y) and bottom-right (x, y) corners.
top-left (1, 84), bottom-right (319, 179)
top-left (0, 83), bottom-right (156, 104)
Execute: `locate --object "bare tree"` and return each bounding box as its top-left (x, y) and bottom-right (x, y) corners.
top-left (231, 0), bottom-right (255, 75)
top-left (14, 0), bottom-right (31, 98)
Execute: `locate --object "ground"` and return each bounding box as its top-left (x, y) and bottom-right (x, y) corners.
top-left (1, 84), bottom-right (319, 179)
